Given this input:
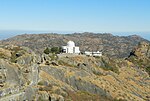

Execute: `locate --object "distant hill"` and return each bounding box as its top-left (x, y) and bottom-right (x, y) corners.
top-left (0, 32), bottom-right (149, 58)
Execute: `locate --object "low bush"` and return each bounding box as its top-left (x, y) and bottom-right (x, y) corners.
top-left (146, 66), bottom-right (150, 76)
top-left (101, 58), bottom-right (119, 74)
top-left (44, 47), bottom-right (62, 54)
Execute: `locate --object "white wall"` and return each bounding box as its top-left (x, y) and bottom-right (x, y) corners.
top-left (62, 46), bottom-right (80, 54)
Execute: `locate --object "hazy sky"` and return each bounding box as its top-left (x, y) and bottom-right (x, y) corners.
top-left (0, 0), bottom-right (150, 32)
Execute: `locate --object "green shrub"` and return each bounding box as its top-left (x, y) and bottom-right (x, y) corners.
top-left (10, 52), bottom-right (18, 63)
top-left (58, 60), bottom-right (75, 67)
top-left (44, 47), bottom-right (62, 54)
top-left (38, 80), bottom-right (47, 85)
top-left (50, 47), bottom-right (62, 54)
top-left (44, 47), bottom-right (51, 54)
top-left (146, 67), bottom-right (150, 76)
top-left (0, 53), bottom-right (6, 59)
top-left (49, 53), bottom-right (58, 60)
top-left (101, 58), bottom-right (119, 74)
top-left (113, 98), bottom-right (127, 101)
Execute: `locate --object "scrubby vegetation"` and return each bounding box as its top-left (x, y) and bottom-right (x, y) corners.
top-left (146, 67), bottom-right (150, 75)
top-left (101, 58), bottom-right (119, 74)
top-left (127, 42), bottom-right (150, 76)
top-left (58, 60), bottom-right (76, 67)
top-left (44, 47), bottom-right (51, 54)
top-left (44, 47), bottom-right (62, 54)
top-left (10, 46), bottom-right (24, 63)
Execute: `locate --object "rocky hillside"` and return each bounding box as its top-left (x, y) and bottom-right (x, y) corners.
top-left (0, 44), bottom-right (150, 101)
top-left (0, 33), bottom-right (149, 58)
top-left (127, 41), bottom-right (150, 75)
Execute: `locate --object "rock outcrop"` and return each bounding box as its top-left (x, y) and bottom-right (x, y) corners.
top-left (128, 41), bottom-right (150, 75)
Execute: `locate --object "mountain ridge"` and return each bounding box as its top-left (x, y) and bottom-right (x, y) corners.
top-left (0, 32), bottom-right (149, 58)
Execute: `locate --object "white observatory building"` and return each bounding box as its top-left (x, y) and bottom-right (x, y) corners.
top-left (62, 41), bottom-right (80, 54)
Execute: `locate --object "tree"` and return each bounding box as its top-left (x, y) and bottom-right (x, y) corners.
top-left (44, 47), bottom-right (51, 54)
top-left (50, 47), bottom-right (62, 54)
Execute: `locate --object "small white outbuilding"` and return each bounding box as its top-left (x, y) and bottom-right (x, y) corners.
top-left (62, 41), bottom-right (80, 54)
top-left (85, 51), bottom-right (102, 57)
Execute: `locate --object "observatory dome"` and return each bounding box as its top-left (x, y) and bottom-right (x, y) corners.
top-left (67, 41), bottom-right (75, 47)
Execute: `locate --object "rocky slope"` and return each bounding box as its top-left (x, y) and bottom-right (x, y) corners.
top-left (0, 43), bottom-right (150, 101)
top-left (0, 33), bottom-right (149, 58)
top-left (127, 41), bottom-right (150, 75)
